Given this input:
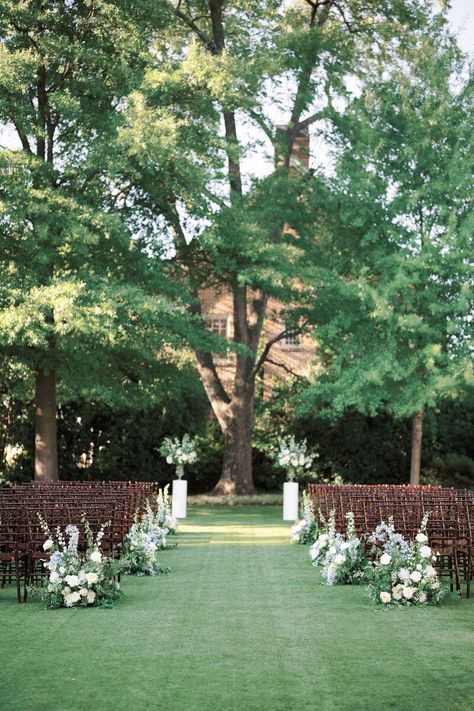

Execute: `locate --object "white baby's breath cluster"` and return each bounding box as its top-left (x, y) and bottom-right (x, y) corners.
top-left (276, 435), bottom-right (317, 481)
top-left (368, 514), bottom-right (445, 606)
top-left (38, 514), bottom-right (121, 609)
top-left (160, 434), bottom-right (198, 478)
top-left (124, 486), bottom-right (177, 576)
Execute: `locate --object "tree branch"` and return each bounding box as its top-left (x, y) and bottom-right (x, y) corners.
top-left (174, 9), bottom-right (215, 52)
top-left (265, 356), bottom-right (305, 380)
top-left (11, 119), bottom-right (32, 154)
top-left (250, 322), bottom-right (308, 381)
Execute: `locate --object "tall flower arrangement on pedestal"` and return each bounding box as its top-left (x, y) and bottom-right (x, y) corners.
top-left (367, 514), bottom-right (445, 606)
top-left (160, 434), bottom-right (198, 479)
top-left (276, 436), bottom-right (316, 481)
top-left (36, 515), bottom-right (123, 608)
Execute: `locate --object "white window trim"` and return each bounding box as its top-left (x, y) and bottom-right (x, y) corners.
top-left (203, 314), bottom-right (231, 339)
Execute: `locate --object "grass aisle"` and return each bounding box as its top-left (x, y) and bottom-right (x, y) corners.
top-left (1, 506), bottom-right (473, 711)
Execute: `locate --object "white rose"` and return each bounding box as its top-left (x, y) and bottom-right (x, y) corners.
top-left (79, 588), bottom-right (88, 597)
top-left (65, 591), bottom-right (81, 607)
top-left (416, 564), bottom-right (422, 571)
top-left (419, 546), bottom-right (432, 558)
top-left (425, 565), bottom-right (437, 578)
top-left (380, 553), bottom-right (392, 566)
top-left (402, 587), bottom-right (417, 600)
top-left (90, 550), bottom-right (102, 563)
top-left (380, 592), bottom-right (391, 604)
top-left (410, 571), bottom-right (422, 583)
top-left (280, 454), bottom-right (290, 466)
top-left (418, 592), bottom-right (427, 603)
top-left (86, 572), bottom-right (98, 585)
top-left (87, 590), bottom-right (96, 605)
top-left (50, 571), bottom-right (60, 583)
top-left (392, 585), bottom-right (403, 601)
top-left (43, 539), bottom-right (53, 551)
top-left (431, 581), bottom-right (440, 590)
top-left (166, 455), bottom-right (172, 464)
top-left (65, 575), bottom-right (79, 588)
top-left (416, 533), bottom-right (428, 543)
top-left (398, 568), bottom-right (410, 582)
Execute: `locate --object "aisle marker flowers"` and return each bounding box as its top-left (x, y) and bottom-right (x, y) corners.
top-left (290, 491), bottom-right (317, 544)
top-left (367, 514), bottom-right (445, 606)
top-left (309, 509), bottom-right (336, 565)
top-left (36, 514), bottom-right (123, 609)
top-left (321, 512), bottom-right (366, 585)
top-left (123, 486), bottom-right (177, 576)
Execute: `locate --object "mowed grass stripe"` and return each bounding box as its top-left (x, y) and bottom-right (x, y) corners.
top-left (0, 506), bottom-right (473, 711)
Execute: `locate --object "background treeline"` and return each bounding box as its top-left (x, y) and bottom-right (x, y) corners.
top-left (2, 375), bottom-right (473, 491)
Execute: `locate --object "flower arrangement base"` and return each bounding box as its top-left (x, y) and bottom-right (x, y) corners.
top-left (283, 481), bottom-right (299, 521)
top-left (172, 479), bottom-right (187, 519)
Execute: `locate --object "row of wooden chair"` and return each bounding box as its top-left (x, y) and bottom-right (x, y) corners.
top-left (0, 481), bottom-right (158, 602)
top-left (308, 483), bottom-right (474, 598)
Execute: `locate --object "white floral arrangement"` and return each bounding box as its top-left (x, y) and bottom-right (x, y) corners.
top-left (321, 512), bottom-right (366, 585)
top-left (290, 491), bottom-right (317, 544)
top-left (154, 485), bottom-right (178, 535)
top-left (124, 486), bottom-right (177, 576)
top-left (36, 514), bottom-right (122, 609)
top-left (276, 435), bottom-right (317, 481)
top-left (160, 434), bottom-right (198, 479)
top-left (309, 509), bottom-right (336, 565)
top-left (367, 514), bottom-right (445, 606)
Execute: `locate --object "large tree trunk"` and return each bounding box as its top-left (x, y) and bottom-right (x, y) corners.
top-left (409, 409), bottom-right (423, 486)
top-left (34, 368), bottom-right (58, 481)
top-left (212, 390), bottom-right (255, 495)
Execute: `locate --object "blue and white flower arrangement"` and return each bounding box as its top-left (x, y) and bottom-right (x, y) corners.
top-left (124, 486), bottom-right (177, 576)
top-left (321, 512), bottom-right (366, 585)
top-left (367, 514), bottom-right (445, 606)
top-left (36, 514), bottom-right (123, 608)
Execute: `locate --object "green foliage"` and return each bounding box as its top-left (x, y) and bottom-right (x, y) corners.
top-left (0, 0), bottom-right (198, 463)
top-left (297, 22), bottom-right (473, 425)
top-left (254, 381), bottom-right (474, 489)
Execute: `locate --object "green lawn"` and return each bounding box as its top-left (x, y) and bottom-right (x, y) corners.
top-left (1, 506), bottom-right (473, 711)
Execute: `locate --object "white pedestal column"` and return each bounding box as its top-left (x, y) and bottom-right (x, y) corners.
top-left (283, 481), bottom-right (299, 521)
top-left (172, 479), bottom-right (187, 519)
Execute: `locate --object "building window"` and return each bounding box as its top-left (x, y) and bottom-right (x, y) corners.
top-left (204, 316), bottom-right (229, 338)
top-left (283, 333), bottom-right (300, 349)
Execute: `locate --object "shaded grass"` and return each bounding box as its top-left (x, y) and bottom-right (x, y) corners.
top-left (0, 506), bottom-right (473, 711)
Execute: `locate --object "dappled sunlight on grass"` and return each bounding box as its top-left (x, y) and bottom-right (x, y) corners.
top-left (180, 522), bottom-right (289, 546)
